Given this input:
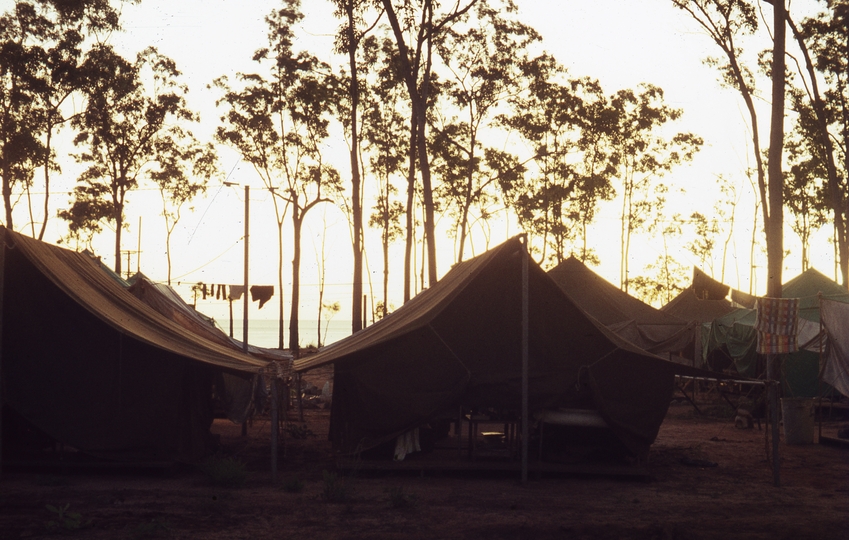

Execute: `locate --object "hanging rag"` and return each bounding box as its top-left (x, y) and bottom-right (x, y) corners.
top-left (202, 283), bottom-right (208, 300)
top-left (250, 285), bottom-right (274, 309)
top-left (228, 285), bottom-right (245, 301)
top-left (393, 428), bottom-right (421, 461)
top-left (755, 297), bottom-right (799, 354)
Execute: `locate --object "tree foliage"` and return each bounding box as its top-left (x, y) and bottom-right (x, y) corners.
top-left (0, 0), bottom-right (122, 235)
top-left (61, 45), bottom-right (206, 275)
top-left (214, 0), bottom-right (342, 352)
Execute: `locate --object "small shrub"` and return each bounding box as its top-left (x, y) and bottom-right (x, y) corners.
top-left (320, 470), bottom-right (350, 503)
top-left (199, 456), bottom-right (248, 488)
top-left (386, 486), bottom-right (417, 510)
top-left (281, 477), bottom-right (305, 493)
top-left (44, 503), bottom-right (91, 532)
top-left (284, 423), bottom-right (314, 439)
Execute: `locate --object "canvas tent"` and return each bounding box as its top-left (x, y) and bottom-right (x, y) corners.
top-left (820, 297), bottom-right (849, 399)
top-left (659, 268), bottom-right (736, 367)
top-left (661, 267), bottom-right (735, 325)
top-left (126, 273), bottom-right (290, 423)
top-left (296, 237), bottom-right (712, 460)
top-left (547, 257), bottom-right (695, 355)
top-left (0, 227), bottom-right (271, 464)
top-left (703, 268), bottom-right (849, 397)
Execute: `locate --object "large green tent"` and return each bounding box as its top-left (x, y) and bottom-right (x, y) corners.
top-left (703, 268), bottom-right (848, 397)
top-left (296, 237), bottom-right (714, 460)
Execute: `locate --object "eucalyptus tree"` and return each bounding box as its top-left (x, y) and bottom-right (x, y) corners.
top-left (214, 3), bottom-right (342, 353)
top-left (61, 45), bottom-right (203, 276)
top-left (380, 0), bottom-right (479, 291)
top-left (150, 140), bottom-right (218, 285)
top-left (629, 213), bottom-right (688, 307)
top-left (793, 3), bottom-right (849, 285)
top-left (502, 53), bottom-right (616, 265)
top-left (686, 211), bottom-right (720, 271)
top-left (784, 117), bottom-right (829, 272)
top-left (672, 0), bottom-right (790, 296)
top-left (360, 35), bottom-right (408, 317)
top-left (1, 0), bottom-right (120, 234)
top-left (330, 0), bottom-right (383, 333)
top-left (429, 0), bottom-right (538, 263)
top-left (609, 84), bottom-right (702, 292)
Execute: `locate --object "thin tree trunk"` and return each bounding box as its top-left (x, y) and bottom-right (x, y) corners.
top-left (38, 128), bottom-right (51, 241)
top-left (346, 1), bottom-right (364, 333)
top-left (289, 209), bottom-right (302, 354)
top-left (403, 116), bottom-right (417, 303)
top-left (766, 0), bottom-right (786, 298)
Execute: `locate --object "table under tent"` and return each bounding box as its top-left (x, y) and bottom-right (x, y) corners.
top-left (295, 236), bottom-right (721, 476)
top-left (0, 227), bottom-right (279, 469)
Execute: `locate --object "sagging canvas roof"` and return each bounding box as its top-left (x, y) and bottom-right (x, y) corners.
top-left (127, 273), bottom-right (291, 365)
top-left (661, 287), bottom-right (735, 324)
top-left (296, 237), bottom-right (712, 458)
top-left (547, 257), bottom-right (695, 354)
top-left (2, 227), bottom-right (268, 373)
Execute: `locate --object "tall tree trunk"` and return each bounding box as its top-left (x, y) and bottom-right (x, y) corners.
top-left (277, 219), bottom-right (285, 350)
top-left (289, 208), bottom-right (302, 355)
top-left (2, 161), bottom-right (13, 230)
top-left (345, 1), bottom-right (364, 332)
top-left (38, 128), bottom-right (51, 241)
top-left (766, 0), bottom-right (786, 298)
top-left (384, 0), bottom-right (438, 289)
top-left (403, 113), bottom-right (417, 303)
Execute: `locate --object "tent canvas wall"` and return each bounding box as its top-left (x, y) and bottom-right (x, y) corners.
top-left (660, 269), bottom-right (736, 367)
top-left (0, 227), bottom-right (268, 464)
top-left (296, 237), bottom-right (712, 460)
top-left (547, 257), bottom-right (695, 355)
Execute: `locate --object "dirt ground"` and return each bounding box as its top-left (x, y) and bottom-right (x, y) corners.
top-left (2, 367), bottom-right (848, 540)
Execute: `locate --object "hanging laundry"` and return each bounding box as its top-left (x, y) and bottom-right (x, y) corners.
top-left (218, 284), bottom-right (225, 300)
top-left (202, 283), bottom-right (208, 300)
top-left (250, 285), bottom-right (274, 309)
top-left (228, 285), bottom-right (245, 301)
top-left (755, 297), bottom-right (799, 354)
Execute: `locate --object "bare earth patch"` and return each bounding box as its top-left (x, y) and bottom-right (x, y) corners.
top-left (2, 374), bottom-right (848, 540)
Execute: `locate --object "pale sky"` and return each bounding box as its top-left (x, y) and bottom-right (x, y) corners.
top-left (4, 0), bottom-right (837, 345)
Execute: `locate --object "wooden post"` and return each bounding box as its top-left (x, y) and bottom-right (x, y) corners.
top-left (767, 355), bottom-right (781, 487)
top-left (271, 376), bottom-right (279, 483)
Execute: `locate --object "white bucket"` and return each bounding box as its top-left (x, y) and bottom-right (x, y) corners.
top-left (781, 398), bottom-right (815, 445)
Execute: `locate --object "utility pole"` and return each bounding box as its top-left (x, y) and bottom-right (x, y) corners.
top-left (226, 182), bottom-right (250, 352)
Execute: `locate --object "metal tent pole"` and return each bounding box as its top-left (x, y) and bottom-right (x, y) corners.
top-left (520, 234), bottom-right (529, 484)
top-left (243, 185), bottom-right (249, 353)
top-left (0, 229), bottom-right (6, 481)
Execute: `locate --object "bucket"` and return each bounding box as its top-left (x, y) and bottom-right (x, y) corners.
top-left (781, 398), bottom-right (815, 445)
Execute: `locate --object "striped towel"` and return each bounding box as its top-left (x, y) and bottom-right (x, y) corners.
top-left (755, 297), bottom-right (799, 354)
